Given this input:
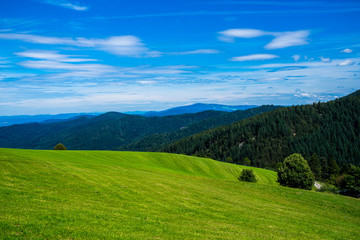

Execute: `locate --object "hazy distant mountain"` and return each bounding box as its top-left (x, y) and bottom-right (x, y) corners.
top-left (0, 113), bottom-right (100, 127)
top-left (0, 104), bottom-right (256, 127)
top-left (141, 103), bottom-right (258, 117)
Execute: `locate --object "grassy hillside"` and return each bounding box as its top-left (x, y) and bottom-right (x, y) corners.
top-left (1, 148), bottom-right (359, 239)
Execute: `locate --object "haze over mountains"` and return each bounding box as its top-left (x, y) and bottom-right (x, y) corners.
top-left (0, 103), bottom-right (257, 127)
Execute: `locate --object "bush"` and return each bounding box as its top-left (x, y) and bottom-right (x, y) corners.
top-left (238, 169), bottom-right (257, 182)
top-left (336, 165), bottom-right (360, 198)
top-left (243, 157), bottom-right (251, 166)
top-left (54, 143), bottom-right (67, 150)
top-left (277, 153), bottom-right (314, 190)
top-left (317, 183), bottom-right (339, 194)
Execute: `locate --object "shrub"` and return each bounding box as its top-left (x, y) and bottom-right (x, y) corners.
top-left (243, 157), bottom-right (251, 166)
top-left (238, 169), bottom-right (257, 183)
top-left (54, 143), bottom-right (67, 150)
top-left (277, 153), bottom-right (314, 190)
top-left (336, 165), bottom-right (360, 198)
top-left (317, 183), bottom-right (339, 194)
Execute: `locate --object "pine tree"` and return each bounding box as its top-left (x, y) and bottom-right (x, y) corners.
top-left (308, 153), bottom-right (322, 180)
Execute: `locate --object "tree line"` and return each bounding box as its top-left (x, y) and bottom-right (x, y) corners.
top-left (163, 90), bottom-right (360, 172)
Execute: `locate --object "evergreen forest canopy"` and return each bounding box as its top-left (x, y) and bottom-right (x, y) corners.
top-left (0, 106), bottom-right (279, 151)
top-left (163, 90), bottom-right (360, 169)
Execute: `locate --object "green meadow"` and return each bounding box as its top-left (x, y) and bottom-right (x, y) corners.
top-left (0, 148), bottom-right (359, 239)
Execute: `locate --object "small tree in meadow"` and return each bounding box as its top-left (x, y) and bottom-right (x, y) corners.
top-left (54, 143), bottom-right (67, 150)
top-left (243, 157), bottom-right (251, 166)
top-left (277, 153), bottom-right (314, 190)
top-left (238, 169), bottom-right (257, 182)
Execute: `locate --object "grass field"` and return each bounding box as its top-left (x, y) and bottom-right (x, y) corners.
top-left (0, 148), bottom-right (359, 239)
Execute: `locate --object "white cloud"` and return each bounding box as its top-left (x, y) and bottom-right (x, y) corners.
top-left (15, 50), bottom-right (98, 62)
top-left (0, 33), bottom-right (75, 45)
top-left (320, 56), bottom-right (331, 63)
top-left (230, 54), bottom-right (279, 62)
top-left (137, 81), bottom-right (156, 85)
top-left (265, 30), bottom-right (310, 49)
top-left (91, 35), bottom-right (157, 57)
top-left (294, 89), bottom-right (318, 99)
top-left (41, 0), bottom-right (88, 11)
top-left (170, 49), bottom-right (220, 55)
top-left (19, 60), bottom-right (116, 74)
top-left (341, 48), bottom-right (353, 53)
top-left (0, 33), bottom-right (158, 58)
top-left (218, 29), bottom-right (266, 42)
top-left (292, 55), bottom-right (301, 61)
top-left (337, 59), bottom-right (354, 66)
top-left (219, 28), bottom-right (310, 49)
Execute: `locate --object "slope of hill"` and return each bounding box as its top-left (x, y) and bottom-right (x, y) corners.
top-left (0, 148), bottom-right (359, 239)
top-left (142, 103), bottom-right (257, 117)
top-left (0, 111), bottom-right (225, 150)
top-left (164, 90), bottom-right (360, 168)
top-left (121, 105), bottom-right (282, 151)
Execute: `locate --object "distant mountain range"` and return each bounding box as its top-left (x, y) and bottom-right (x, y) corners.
top-left (0, 103), bottom-right (257, 127)
top-left (0, 106), bottom-right (278, 150)
top-left (141, 103), bottom-right (258, 117)
top-left (0, 113), bottom-right (100, 127)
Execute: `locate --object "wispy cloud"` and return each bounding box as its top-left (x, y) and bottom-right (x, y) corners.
top-left (91, 8), bottom-right (360, 20)
top-left (320, 56), bottom-right (331, 63)
top-left (0, 33), bottom-right (159, 58)
top-left (168, 49), bottom-right (220, 55)
top-left (15, 50), bottom-right (98, 62)
top-left (341, 48), bottom-right (353, 53)
top-left (0, 18), bottom-right (40, 29)
top-left (292, 55), bottom-right (301, 61)
top-left (218, 29), bottom-right (266, 42)
top-left (19, 60), bottom-right (116, 73)
top-left (40, 0), bottom-right (88, 11)
top-left (0, 57), bottom-right (12, 68)
top-left (3, 57), bottom-right (359, 114)
top-left (219, 28), bottom-right (310, 49)
top-left (337, 59), bottom-right (354, 66)
top-left (265, 30), bottom-right (310, 49)
top-left (203, 1), bottom-right (360, 7)
top-left (230, 54), bottom-right (279, 62)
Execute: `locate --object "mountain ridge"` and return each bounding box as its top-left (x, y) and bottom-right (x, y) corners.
top-left (163, 90), bottom-right (360, 168)
top-left (0, 103), bottom-right (258, 127)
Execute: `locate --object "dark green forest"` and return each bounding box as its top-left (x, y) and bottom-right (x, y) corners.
top-left (120, 105), bottom-right (281, 151)
top-left (0, 111), bottom-right (221, 150)
top-left (163, 90), bottom-right (360, 169)
top-left (0, 106), bottom-right (278, 150)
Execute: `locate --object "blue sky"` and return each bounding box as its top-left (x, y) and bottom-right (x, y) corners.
top-left (0, 0), bottom-right (359, 115)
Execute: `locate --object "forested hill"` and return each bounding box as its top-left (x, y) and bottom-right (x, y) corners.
top-left (163, 90), bottom-right (360, 168)
top-left (0, 106), bottom-right (277, 150)
top-left (120, 105), bottom-right (281, 151)
top-left (0, 111), bottom-right (221, 150)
